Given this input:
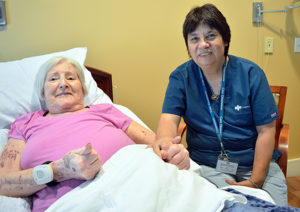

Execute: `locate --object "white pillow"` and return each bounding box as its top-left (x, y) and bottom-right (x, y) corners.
top-left (0, 129), bottom-right (9, 154)
top-left (0, 196), bottom-right (31, 212)
top-left (82, 66), bottom-right (112, 107)
top-left (0, 47), bottom-right (112, 129)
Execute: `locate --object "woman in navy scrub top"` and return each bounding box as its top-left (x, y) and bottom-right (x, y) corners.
top-left (152, 4), bottom-right (287, 206)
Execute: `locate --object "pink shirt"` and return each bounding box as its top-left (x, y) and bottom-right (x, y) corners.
top-left (8, 104), bottom-right (134, 211)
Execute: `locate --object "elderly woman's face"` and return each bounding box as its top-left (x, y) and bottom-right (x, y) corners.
top-left (187, 24), bottom-right (227, 69)
top-left (43, 61), bottom-right (85, 114)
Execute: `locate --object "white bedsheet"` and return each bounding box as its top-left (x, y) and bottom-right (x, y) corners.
top-left (47, 145), bottom-right (247, 212)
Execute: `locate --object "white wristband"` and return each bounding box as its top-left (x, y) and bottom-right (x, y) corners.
top-left (33, 164), bottom-right (54, 185)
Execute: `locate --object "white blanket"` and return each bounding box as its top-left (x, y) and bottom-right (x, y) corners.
top-left (47, 145), bottom-right (247, 212)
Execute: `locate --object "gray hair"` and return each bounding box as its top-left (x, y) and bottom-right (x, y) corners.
top-left (35, 56), bottom-right (88, 101)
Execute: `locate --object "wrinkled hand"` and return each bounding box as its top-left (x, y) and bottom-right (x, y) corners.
top-left (151, 136), bottom-right (190, 170)
top-left (225, 178), bottom-right (260, 189)
top-left (54, 143), bottom-right (102, 181)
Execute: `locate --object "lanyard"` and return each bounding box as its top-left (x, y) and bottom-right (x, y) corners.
top-left (198, 59), bottom-right (228, 155)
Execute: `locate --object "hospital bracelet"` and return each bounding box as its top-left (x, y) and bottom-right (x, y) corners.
top-left (248, 178), bottom-right (260, 188)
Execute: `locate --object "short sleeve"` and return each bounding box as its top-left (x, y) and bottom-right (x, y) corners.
top-left (250, 68), bottom-right (279, 126)
top-left (8, 113), bottom-right (34, 141)
top-left (93, 104), bottom-right (132, 131)
top-left (162, 70), bottom-right (186, 116)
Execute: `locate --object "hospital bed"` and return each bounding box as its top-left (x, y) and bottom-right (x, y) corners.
top-left (0, 47), bottom-right (297, 211)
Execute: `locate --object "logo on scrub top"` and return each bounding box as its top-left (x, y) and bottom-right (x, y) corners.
top-left (234, 105), bottom-right (250, 111)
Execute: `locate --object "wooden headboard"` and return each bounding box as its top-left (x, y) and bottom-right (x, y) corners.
top-left (85, 66), bottom-right (113, 102)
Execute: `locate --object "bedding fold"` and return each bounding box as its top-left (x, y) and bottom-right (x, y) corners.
top-left (47, 144), bottom-right (247, 212)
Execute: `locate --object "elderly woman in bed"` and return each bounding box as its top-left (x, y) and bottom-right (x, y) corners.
top-left (0, 56), bottom-right (189, 212)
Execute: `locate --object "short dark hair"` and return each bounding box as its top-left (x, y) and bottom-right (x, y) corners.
top-left (183, 4), bottom-right (231, 56)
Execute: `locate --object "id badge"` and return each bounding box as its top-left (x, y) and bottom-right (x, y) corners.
top-left (215, 155), bottom-right (239, 175)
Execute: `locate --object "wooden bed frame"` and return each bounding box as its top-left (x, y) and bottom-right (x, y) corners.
top-left (85, 66), bottom-right (113, 102)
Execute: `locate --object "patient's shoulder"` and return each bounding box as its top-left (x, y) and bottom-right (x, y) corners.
top-left (13, 110), bottom-right (45, 125)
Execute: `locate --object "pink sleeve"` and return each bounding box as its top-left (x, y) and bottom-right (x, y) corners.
top-left (96, 104), bottom-right (132, 131)
top-left (8, 113), bottom-right (33, 141)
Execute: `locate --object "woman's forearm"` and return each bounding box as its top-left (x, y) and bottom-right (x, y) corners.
top-left (0, 138), bottom-right (44, 197)
top-left (125, 120), bottom-right (156, 145)
top-left (0, 168), bottom-right (46, 197)
top-left (156, 114), bottom-right (181, 140)
top-left (251, 121), bottom-right (276, 186)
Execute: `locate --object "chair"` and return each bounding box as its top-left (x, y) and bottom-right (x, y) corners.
top-left (177, 85), bottom-right (289, 177)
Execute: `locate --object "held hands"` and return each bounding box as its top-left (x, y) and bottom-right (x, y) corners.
top-left (53, 143), bottom-right (102, 182)
top-left (152, 136), bottom-right (190, 170)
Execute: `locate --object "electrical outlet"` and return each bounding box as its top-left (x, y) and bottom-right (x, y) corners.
top-left (265, 37), bottom-right (273, 53)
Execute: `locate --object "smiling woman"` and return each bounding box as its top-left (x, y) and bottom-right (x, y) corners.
top-left (0, 56), bottom-right (156, 211)
top-left (153, 3), bottom-right (288, 206)
top-left (35, 57), bottom-right (88, 115)
top-left (187, 25), bottom-right (227, 82)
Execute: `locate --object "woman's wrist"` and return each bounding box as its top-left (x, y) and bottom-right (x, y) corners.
top-left (50, 159), bottom-right (69, 182)
top-left (248, 175), bottom-right (265, 188)
top-left (248, 178), bottom-right (260, 188)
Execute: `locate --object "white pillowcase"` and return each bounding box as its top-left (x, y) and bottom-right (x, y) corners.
top-left (0, 196), bottom-right (31, 212)
top-left (0, 129), bottom-right (9, 154)
top-left (0, 47), bottom-right (112, 130)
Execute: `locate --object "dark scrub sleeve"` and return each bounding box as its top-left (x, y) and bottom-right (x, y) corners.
top-left (249, 68), bottom-right (279, 126)
top-left (162, 70), bottom-right (186, 116)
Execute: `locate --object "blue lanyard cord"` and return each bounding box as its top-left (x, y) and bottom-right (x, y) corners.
top-left (199, 59), bottom-right (228, 155)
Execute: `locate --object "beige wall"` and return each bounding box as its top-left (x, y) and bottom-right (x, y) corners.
top-left (1, 0), bottom-right (299, 159)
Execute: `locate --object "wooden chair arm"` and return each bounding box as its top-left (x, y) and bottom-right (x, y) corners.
top-left (276, 123), bottom-right (289, 177)
top-left (177, 121), bottom-right (187, 137)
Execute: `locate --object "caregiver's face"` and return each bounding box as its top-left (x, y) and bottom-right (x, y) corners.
top-left (187, 24), bottom-right (227, 69)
